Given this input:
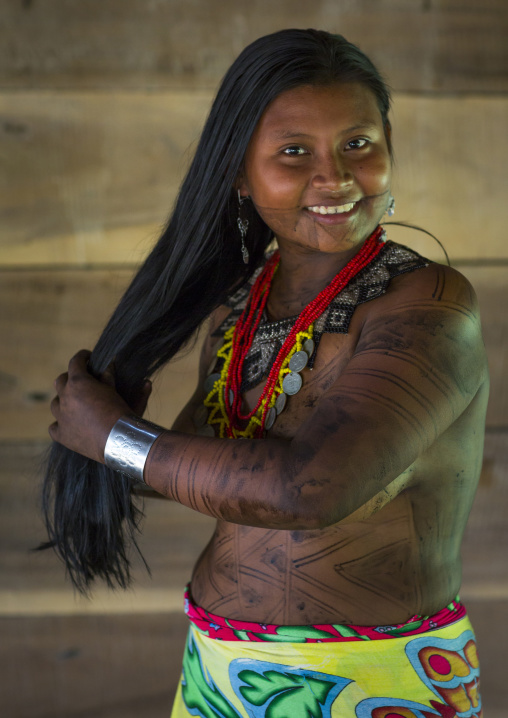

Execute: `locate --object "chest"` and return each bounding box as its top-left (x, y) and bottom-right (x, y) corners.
top-left (203, 242), bottom-right (428, 440)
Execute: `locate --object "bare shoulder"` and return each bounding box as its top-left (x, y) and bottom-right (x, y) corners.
top-left (376, 261), bottom-right (480, 314)
top-left (364, 261), bottom-right (483, 342)
top-left (354, 260), bottom-right (488, 411)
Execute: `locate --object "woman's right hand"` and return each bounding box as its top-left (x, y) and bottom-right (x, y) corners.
top-left (49, 351), bottom-right (152, 464)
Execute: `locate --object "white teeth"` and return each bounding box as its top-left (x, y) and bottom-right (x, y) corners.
top-left (307, 202), bottom-right (356, 215)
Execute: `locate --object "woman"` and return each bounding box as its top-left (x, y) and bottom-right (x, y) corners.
top-left (45, 29), bottom-right (487, 717)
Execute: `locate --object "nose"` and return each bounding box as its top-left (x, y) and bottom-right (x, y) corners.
top-left (311, 151), bottom-right (353, 192)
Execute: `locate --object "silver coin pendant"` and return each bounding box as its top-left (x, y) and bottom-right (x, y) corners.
top-left (275, 392), bottom-right (287, 415)
top-left (303, 338), bottom-right (315, 358)
top-left (265, 407), bottom-right (277, 430)
top-left (282, 372), bottom-right (303, 396)
top-left (289, 350), bottom-right (308, 373)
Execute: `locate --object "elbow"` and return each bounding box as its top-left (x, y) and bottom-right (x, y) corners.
top-left (275, 446), bottom-right (346, 528)
top-left (236, 503), bottom-right (338, 531)
top-left (291, 486), bottom-right (345, 530)
top-left (267, 468), bottom-right (345, 530)
top-left (275, 500), bottom-right (343, 531)
top-left (223, 440), bottom-right (346, 530)
top-left (226, 474), bottom-right (341, 530)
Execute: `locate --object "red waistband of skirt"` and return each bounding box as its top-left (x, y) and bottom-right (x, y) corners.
top-left (184, 585), bottom-right (467, 642)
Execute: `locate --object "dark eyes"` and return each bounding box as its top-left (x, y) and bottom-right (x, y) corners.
top-left (345, 138), bottom-right (369, 150)
top-left (281, 138), bottom-right (369, 156)
top-left (282, 145), bottom-right (307, 156)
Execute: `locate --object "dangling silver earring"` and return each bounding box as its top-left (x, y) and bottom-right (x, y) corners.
top-left (387, 195), bottom-right (395, 217)
top-left (237, 190), bottom-right (249, 264)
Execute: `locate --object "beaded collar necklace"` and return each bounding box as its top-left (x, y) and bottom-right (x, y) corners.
top-left (202, 225), bottom-right (385, 439)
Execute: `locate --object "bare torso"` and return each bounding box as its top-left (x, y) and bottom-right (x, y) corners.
top-left (172, 262), bottom-right (489, 625)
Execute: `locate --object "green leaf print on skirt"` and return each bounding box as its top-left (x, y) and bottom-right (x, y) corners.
top-left (181, 632), bottom-right (242, 718)
top-left (229, 659), bottom-right (351, 718)
top-left (180, 631), bottom-right (351, 718)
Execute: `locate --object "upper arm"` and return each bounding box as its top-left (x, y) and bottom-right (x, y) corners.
top-left (287, 265), bottom-right (488, 523)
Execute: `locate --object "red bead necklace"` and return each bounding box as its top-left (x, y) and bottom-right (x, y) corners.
top-left (223, 225), bottom-right (385, 438)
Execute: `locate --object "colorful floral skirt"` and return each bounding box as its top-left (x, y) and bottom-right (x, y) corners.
top-left (170, 588), bottom-right (482, 718)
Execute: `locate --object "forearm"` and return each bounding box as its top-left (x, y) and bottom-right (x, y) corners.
top-left (143, 430), bottom-right (328, 529)
top-left (141, 387), bottom-right (420, 528)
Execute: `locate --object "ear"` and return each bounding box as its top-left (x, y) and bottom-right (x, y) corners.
top-left (235, 168), bottom-right (250, 199)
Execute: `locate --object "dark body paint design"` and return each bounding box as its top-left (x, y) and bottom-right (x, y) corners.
top-left (146, 241), bottom-right (488, 626)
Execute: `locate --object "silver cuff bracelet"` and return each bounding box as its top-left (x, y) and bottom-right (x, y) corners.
top-left (104, 415), bottom-right (164, 483)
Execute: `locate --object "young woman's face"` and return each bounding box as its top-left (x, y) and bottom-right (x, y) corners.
top-left (238, 82), bottom-right (392, 255)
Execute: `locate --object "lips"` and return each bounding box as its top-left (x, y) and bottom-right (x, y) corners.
top-left (306, 201), bottom-right (357, 215)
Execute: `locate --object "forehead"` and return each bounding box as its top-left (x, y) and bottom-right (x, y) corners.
top-left (253, 83), bottom-right (383, 139)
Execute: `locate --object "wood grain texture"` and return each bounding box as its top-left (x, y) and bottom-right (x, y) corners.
top-left (0, 268), bottom-right (204, 440)
top-left (461, 431), bottom-right (508, 598)
top-left (0, 612), bottom-right (187, 717)
top-left (460, 265), bottom-right (508, 429)
top-left (0, 90), bottom-right (212, 265)
top-left (0, 0), bottom-right (506, 92)
top-left (434, 0), bottom-right (507, 9)
top-left (0, 269), bottom-right (130, 440)
top-left (1, 92), bottom-right (507, 266)
top-left (0, 264), bottom-right (505, 440)
top-left (390, 95), bottom-right (508, 262)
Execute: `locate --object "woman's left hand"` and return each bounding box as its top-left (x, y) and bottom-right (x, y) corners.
top-left (49, 349), bottom-right (136, 463)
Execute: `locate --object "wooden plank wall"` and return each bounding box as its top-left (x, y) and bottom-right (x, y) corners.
top-left (0, 0), bottom-right (507, 438)
top-left (0, 1), bottom-right (507, 714)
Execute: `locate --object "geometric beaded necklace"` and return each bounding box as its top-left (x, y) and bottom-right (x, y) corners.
top-left (203, 225), bottom-right (385, 439)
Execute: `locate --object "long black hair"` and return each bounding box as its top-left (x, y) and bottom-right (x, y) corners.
top-left (41, 29), bottom-right (392, 592)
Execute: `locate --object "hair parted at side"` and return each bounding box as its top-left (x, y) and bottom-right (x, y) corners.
top-left (41, 28), bottom-right (392, 592)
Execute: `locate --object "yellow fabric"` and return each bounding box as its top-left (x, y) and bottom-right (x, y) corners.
top-left (170, 617), bottom-right (481, 717)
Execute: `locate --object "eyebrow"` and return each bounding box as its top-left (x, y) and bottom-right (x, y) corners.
top-left (269, 130), bottom-right (314, 140)
top-left (343, 122), bottom-right (379, 133)
top-left (268, 122), bottom-right (379, 140)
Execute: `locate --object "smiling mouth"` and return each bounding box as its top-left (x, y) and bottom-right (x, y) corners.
top-left (306, 202), bottom-right (356, 215)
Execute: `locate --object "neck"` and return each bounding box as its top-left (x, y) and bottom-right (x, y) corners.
top-left (267, 236), bottom-right (374, 321)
